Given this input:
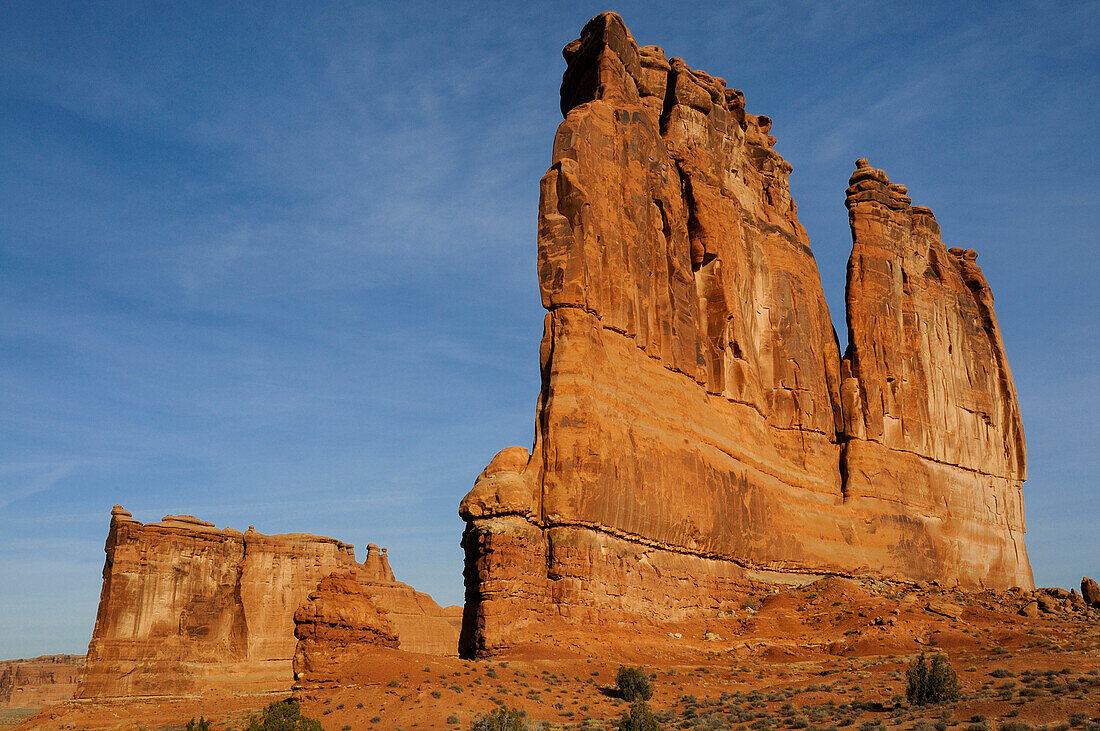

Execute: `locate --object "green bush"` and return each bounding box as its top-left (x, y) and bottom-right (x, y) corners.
top-left (244, 699), bottom-right (324, 731)
top-left (615, 666), bottom-right (653, 702)
top-left (469, 706), bottom-right (528, 730)
top-left (905, 654), bottom-right (960, 706)
top-left (617, 700), bottom-right (660, 731)
top-left (186, 718), bottom-right (212, 731)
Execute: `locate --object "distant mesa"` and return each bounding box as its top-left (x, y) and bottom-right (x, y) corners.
top-left (0, 655), bottom-right (83, 709)
top-left (458, 11), bottom-right (1031, 657)
top-left (78, 507), bottom-right (457, 699)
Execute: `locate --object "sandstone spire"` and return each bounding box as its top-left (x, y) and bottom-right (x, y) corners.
top-left (840, 158), bottom-right (1030, 587)
top-left (458, 12), bottom-right (1031, 656)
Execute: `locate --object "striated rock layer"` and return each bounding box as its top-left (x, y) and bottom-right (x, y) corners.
top-left (459, 12), bottom-right (1031, 656)
top-left (78, 506), bottom-right (358, 698)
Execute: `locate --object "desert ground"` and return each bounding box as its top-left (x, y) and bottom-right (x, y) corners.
top-left (15, 578), bottom-right (1099, 730)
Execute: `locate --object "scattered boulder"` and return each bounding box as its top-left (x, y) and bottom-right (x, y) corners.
top-left (926, 600), bottom-right (964, 621)
top-left (1019, 600), bottom-right (1040, 618)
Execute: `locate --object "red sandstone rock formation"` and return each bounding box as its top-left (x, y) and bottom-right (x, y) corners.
top-left (80, 507), bottom-right (460, 698)
top-left (293, 545), bottom-right (462, 686)
top-left (1083, 577), bottom-right (1100, 607)
top-left (841, 159), bottom-right (1029, 586)
top-left (0, 655), bottom-right (82, 708)
top-left (78, 506), bottom-right (358, 697)
top-left (292, 572), bottom-right (400, 685)
top-left (459, 12), bottom-right (1032, 656)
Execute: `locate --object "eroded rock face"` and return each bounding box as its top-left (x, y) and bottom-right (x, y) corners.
top-left (459, 12), bottom-right (1032, 656)
top-left (78, 506), bottom-right (357, 698)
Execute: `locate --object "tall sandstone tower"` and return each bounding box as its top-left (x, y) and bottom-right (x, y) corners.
top-left (459, 13), bottom-right (1030, 656)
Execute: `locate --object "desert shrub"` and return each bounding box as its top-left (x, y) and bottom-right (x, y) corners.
top-left (244, 699), bottom-right (323, 731)
top-left (997, 723), bottom-right (1033, 731)
top-left (905, 654), bottom-right (960, 706)
top-left (990, 669), bottom-right (1015, 678)
top-left (617, 700), bottom-right (660, 731)
top-left (616, 666), bottom-right (654, 702)
top-left (468, 703), bottom-right (528, 725)
top-left (186, 719), bottom-right (212, 731)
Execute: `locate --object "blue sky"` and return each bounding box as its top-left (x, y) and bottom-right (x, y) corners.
top-left (1, 1), bottom-right (1096, 659)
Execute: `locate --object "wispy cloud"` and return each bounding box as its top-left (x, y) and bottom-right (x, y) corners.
top-left (0, 461), bottom-right (83, 510)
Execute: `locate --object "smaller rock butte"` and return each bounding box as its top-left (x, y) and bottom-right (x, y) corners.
top-left (0, 655), bottom-right (82, 709)
top-left (293, 549), bottom-right (463, 687)
top-left (79, 506), bottom-right (457, 699)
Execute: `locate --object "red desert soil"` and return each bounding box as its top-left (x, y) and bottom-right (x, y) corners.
top-left (17, 579), bottom-right (1099, 730)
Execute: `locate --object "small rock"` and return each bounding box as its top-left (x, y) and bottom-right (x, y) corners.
top-left (926, 600), bottom-right (964, 620)
top-left (1019, 600), bottom-right (1040, 617)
